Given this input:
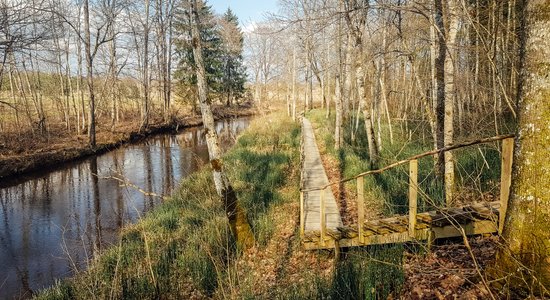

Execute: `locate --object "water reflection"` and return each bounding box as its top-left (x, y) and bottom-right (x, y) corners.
top-left (0, 117), bottom-right (249, 299)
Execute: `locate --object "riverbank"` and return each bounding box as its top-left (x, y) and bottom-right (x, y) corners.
top-left (37, 111), bottom-right (339, 299)
top-left (0, 105), bottom-right (256, 181)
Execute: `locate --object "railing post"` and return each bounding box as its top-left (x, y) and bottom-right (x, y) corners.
top-left (409, 159), bottom-right (418, 238)
top-left (300, 190), bottom-right (305, 237)
top-left (320, 187), bottom-right (326, 247)
top-left (357, 176), bottom-right (365, 244)
top-left (499, 138), bottom-right (514, 234)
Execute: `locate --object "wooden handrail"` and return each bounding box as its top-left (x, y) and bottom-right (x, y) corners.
top-left (301, 134), bottom-right (515, 193)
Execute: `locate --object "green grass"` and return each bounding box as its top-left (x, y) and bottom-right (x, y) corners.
top-left (37, 108), bottom-right (506, 300)
top-left (37, 113), bottom-right (302, 299)
top-left (304, 108), bottom-right (505, 299)
top-left (330, 246), bottom-right (405, 300)
top-left (306, 109), bottom-right (502, 215)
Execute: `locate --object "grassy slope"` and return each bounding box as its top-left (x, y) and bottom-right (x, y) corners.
top-left (37, 109), bottom-right (504, 300)
top-left (37, 112), bottom-right (338, 300)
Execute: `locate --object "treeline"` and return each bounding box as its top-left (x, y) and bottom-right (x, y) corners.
top-left (246, 0), bottom-right (520, 203)
top-left (0, 0), bottom-right (246, 147)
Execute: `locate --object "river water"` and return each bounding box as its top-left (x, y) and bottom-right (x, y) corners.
top-left (0, 117), bottom-right (250, 299)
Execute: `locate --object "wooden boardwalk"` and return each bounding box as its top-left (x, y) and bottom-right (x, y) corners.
top-left (299, 119), bottom-right (515, 250)
top-left (301, 118), bottom-right (342, 234)
top-left (302, 201), bottom-right (501, 250)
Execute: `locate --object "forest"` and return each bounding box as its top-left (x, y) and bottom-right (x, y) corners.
top-left (0, 0), bottom-right (548, 299)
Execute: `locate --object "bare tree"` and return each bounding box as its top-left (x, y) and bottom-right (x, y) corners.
top-left (188, 0), bottom-right (254, 249)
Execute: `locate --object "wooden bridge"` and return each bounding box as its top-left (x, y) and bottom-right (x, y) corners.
top-left (299, 117), bottom-right (515, 250)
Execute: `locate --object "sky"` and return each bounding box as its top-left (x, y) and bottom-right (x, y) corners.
top-left (208, 0), bottom-right (279, 29)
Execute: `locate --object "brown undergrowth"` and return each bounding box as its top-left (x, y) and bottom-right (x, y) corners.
top-left (402, 236), bottom-right (499, 299)
top-left (0, 105), bottom-right (256, 180)
top-left (226, 188), bottom-right (335, 298)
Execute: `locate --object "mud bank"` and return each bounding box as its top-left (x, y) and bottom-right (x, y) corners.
top-left (0, 106), bottom-right (255, 181)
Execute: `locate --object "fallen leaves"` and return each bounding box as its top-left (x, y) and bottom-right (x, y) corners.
top-left (401, 236), bottom-right (499, 299)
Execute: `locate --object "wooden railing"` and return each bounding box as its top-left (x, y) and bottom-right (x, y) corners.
top-left (300, 134), bottom-right (515, 244)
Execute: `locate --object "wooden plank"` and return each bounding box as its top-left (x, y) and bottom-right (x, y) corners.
top-left (416, 213), bottom-right (433, 224)
top-left (364, 222), bottom-right (392, 235)
top-left (305, 218), bottom-right (499, 250)
top-left (357, 176), bottom-right (365, 243)
top-left (301, 118), bottom-right (342, 233)
top-left (379, 220), bottom-right (408, 233)
top-left (320, 187), bottom-right (326, 246)
top-left (300, 191), bottom-right (305, 237)
top-left (464, 205), bottom-right (498, 221)
top-left (338, 226), bottom-right (358, 239)
top-left (431, 208), bottom-right (474, 227)
top-left (499, 137), bottom-right (514, 234)
top-left (432, 220), bottom-right (497, 239)
top-left (409, 159), bottom-right (418, 238)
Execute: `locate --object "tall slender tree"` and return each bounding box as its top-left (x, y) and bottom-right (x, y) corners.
top-left (188, 0), bottom-right (254, 249)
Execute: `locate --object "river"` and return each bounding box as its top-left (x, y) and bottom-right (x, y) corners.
top-left (0, 117), bottom-right (250, 299)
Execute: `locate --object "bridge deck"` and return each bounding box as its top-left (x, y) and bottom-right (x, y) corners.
top-left (301, 118), bottom-right (342, 232)
top-left (302, 201), bottom-right (500, 250)
top-left (299, 117), bottom-right (508, 251)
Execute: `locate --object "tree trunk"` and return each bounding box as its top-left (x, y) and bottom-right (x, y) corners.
top-left (141, 0), bottom-right (151, 130)
top-left (108, 0), bottom-right (118, 129)
top-left (334, 75), bottom-right (343, 150)
top-left (434, 0), bottom-right (446, 179)
top-left (444, 0), bottom-right (460, 206)
top-left (497, 0), bottom-right (550, 294)
top-left (189, 0), bottom-right (254, 249)
top-left (83, 0), bottom-right (96, 147)
top-left (357, 64), bottom-right (378, 168)
top-left (292, 45), bottom-right (297, 121)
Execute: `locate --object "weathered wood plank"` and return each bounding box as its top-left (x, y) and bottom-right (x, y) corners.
top-left (304, 201), bottom-right (500, 250)
top-left (301, 118), bottom-right (343, 234)
top-left (409, 159), bottom-right (418, 238)
top-left (357, 176), bottom-right (365, 243)
top-left (499, 137), bottom-right (514, 234)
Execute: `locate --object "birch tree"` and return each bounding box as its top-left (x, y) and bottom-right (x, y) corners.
top-left (443, 0), bottom-right (460, 205)
top-left (188, 0), bottom-right (254, 249)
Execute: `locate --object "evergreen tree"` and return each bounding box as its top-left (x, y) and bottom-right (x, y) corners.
top-left (174, 2), bottom-right (247, 108)
top-left (174, 0), bottom-right (223, 107)
top-left (219, 8), bottom-right (246, 106)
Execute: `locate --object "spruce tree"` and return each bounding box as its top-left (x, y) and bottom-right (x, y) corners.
top-left (174, 0), bottom-right (223, 107)
top-left (219, 8), bottom-right (246, 106)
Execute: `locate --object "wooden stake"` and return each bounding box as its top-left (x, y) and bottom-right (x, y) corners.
top-left (320, 188), bottom-right (326, 247)
top-left (357, 176), bottom-right (365, 244)
top-left (499, 138), bottom-right (514, 234)
top-left (300, 191), bottom-right (305, 237)
top-left (409, 159), bottom-right (418, 238)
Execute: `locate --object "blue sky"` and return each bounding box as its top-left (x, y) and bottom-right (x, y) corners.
top-left (208, 0), bottom-right (278, 27)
